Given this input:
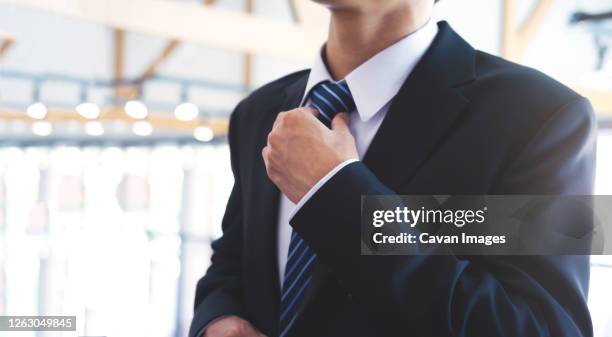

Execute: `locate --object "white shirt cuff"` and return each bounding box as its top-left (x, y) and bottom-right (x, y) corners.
top-left (289, 158), bottom-right (359, 219)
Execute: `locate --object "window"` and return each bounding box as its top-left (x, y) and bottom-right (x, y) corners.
top-left (0, 130), bottom-right (610, 336)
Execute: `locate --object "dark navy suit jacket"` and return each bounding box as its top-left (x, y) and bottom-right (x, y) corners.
top-left (189, 22), bottom-right (596, 337)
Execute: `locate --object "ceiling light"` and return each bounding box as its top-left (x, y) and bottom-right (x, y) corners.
top-left (174, 102), bottom-right (199, 121)
top-left (26, 102), bottom-right (47, 119)
top-left (124, 100), bottom-right (148, 119)
top-left (85, 121), bottom-right (104, 136)
top-left (132, 121), bottom-right (153, 136)
top-left (194, 125), bottom-right (214, 142)
top-left (76, 102), bottom-right (101, 119)
top-left (32, 121), bottom-right (52, 136)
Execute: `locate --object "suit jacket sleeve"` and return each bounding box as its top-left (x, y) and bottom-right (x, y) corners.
top-left (290, 96), bottom-right (597, 337)
top-left (189, 102), bottom-right (246, 337)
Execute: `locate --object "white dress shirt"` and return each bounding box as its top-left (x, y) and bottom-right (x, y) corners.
top-left (276, 20), bottom-right (439, 286)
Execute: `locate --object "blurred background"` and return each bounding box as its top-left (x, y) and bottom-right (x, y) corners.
top-left (0, 0), bottom-right (611, 336)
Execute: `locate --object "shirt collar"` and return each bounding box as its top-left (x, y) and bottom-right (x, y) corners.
top-left (301, 19), bottom-right (438, 122)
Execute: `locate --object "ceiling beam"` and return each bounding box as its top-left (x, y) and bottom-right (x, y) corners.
top-left (113, 29), bottom-right (126, 100)
top-left (0, 39), bottom-right (13, 59)
top-left (0, 0), bottom-right (325, 61)
top-left (500, 0), bottom-right (612, 116)
top-left (502, 0), bottom-right (555, 61)
top-left (243, 0), bottom-right (254, 89)
top-left (135, 0), bottom-right (218, 83)
top-left (288, 0), bottom-right (301, 23)
top-left (121, 39), bottom-right (181, 101)
top-left (138, 39), bottom-right (180, 84)
top-left (0, 30), bottom-right (15, 59)
top-left (517, 0), bottom-right (555, 41)
top-left (123, 0), bottom-right (218, 100)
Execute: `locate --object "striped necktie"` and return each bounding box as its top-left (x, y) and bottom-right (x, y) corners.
top-left (279, 80), bottom-right (356, 337)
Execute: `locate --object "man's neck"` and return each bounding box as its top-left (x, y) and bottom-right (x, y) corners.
top-left (324, 2), bottom-right (433, 80)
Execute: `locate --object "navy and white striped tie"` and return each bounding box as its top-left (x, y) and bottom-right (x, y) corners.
top-left (279, 80), bottom-right (356, 337)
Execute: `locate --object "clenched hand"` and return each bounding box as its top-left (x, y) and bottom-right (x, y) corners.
top-left (262, 108), bottom-right (358, 204)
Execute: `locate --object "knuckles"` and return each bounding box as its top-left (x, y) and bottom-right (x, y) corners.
top-left (267, 131), bottom-right (280, 147)
top-left (283, 110), bottom-right (299, 123)
top-left (222, 320), bottom-right (251, 337)
top-left (222, 327), bottom-right (241, 337)
top-left (276, 109), bottom-right (305, 127)
top-left (270, 108), bottom-right (314, 144)
top-left (265, 163), bottom-right (280, 182)
top-left (262, 146), bottom-right (279, 181)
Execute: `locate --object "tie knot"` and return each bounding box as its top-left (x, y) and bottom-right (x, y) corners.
top-left (309, 80), bottom-right (356, 126)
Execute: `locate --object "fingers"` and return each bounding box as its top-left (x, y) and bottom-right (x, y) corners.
top-left (278, 107), bottom-right (318, 118)
top-left (272, 110), bottom-right (286, 130)
top-left (262, 145), bottom-right (281, 183)
top-left (303, 106), bottom-right (319, 117)
top-left (273, 107), bottom-right (318, 131)
top-left (331, 112), bottom-right (350, 133)
top-left (261, 145), bottom-right (270, 165)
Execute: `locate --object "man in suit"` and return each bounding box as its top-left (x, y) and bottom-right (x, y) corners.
top-left (190, 0), bottom-right (597, 336)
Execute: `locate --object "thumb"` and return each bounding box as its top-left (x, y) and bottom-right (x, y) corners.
top-left (331, 112), bottom-right (350, 133)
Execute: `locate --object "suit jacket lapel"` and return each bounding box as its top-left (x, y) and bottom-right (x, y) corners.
top-left (254, 21), bottom-right (477, 330)
top-left (297, 21), bottom-right (477, 318)
top-left (363, 21), bottom-right (476, 191)
top-left (245, 73), bottom-right (309, 335)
